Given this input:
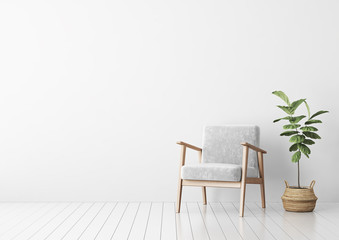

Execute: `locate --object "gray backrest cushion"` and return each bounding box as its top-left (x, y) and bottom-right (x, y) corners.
top-left (202, 126), bottom-right (260, 170)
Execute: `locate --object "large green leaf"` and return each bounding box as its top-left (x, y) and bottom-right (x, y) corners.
top-left (298, 143), bottom-right (311, 158)
top-left (292, 151), bottom-right (301, 163)
top-left (280, 131), bottom-right (299, 136)
top-left (304, 101), bottom-right (311, 119)
top-left (283, 124), bottom-right (301, 129)
top-left (274, 115), bottom-right (305, 123)
top-left (273, 116), bottom-right (291, 123)
top-left (310, 110), bottom-right (329, 119)
top-left (289, 135), bottom-right (305, 143)
top-left (289, 143), bottom-right (298, 152)
top-left (277, 106), bottom-right (294, 115)
top-left (272, 91), bottom-right (290, 106)
top-left (289, 115), bottom-right (306, 124)
top-left (303, 139), bottom-right (315, 145)
top-left (305, 119), bottom-right (322, 125)
top-left (290, 99), bottom-right (306, 112)
top-left (303, 131), bottom-right (321, 139)
top-left (300, 126), bottom-right (318, 132)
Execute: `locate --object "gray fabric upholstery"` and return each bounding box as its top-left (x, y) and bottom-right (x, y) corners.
top-left (181, 125), bottom-right (260, 181)
top-left (181, 163), bottom-right (258, 182)
top-left (202, 125), bottom-right (259, 176)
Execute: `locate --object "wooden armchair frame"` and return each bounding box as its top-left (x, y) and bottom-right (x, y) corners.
top-left (176, 141), bottom-right (267, 217)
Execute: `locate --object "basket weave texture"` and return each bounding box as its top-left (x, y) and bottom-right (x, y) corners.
top-left (281, 180), bottom-right (318, 212)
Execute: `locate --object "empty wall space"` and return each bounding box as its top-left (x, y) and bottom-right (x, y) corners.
top-left (0, 0), bottom-right (338, 201)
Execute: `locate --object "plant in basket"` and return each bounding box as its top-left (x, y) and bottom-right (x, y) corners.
top-left (272, 91), bottom-right (328, 212)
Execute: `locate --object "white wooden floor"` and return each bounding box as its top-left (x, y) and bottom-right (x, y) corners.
top-left (0, 202), bottom-right (338, 240)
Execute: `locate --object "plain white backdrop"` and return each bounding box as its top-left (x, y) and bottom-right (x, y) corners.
top-left (0, 0), bottom-right (338, 202)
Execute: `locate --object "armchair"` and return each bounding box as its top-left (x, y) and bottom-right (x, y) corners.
top-left (176, 125), bottom-right (267, 217)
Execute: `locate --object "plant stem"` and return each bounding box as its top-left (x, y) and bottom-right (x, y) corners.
top-left (295, 124), bottom-right (301, 188)
top-left (292, 114), bottom-right (302, 188)
top-left (297, 160), bottom-right (300, 188)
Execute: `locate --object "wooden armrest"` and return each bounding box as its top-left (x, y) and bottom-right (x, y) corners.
top-left (241, 142), bottom-right (267, 154)
top-left (176, 141), bottom-right (202, 151)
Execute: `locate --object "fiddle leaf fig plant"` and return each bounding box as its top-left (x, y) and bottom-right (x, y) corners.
top-left (272, 91), bottom-right (328, 188)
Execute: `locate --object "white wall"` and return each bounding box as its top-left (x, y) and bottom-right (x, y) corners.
top-left (0, 0), bottom-right (338, 202)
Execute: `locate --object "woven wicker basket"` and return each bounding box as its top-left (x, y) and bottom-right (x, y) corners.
top-left (281, 180), bottom-right (318, 212)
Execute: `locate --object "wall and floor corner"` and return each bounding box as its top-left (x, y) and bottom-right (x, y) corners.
top-left (0, 0), bottom-right (338, 202)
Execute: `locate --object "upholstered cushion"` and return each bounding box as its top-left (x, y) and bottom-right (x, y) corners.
top-left (181, 163), bottom-right (258, 182)
top-left (202, 126), bottom-right (260, 175)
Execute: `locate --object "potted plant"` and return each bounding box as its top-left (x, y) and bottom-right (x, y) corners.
top-left (272, 91), bottom-right (328, 212)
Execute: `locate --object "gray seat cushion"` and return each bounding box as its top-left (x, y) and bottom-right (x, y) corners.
top-left (202, 125), bottom-right (260, 178)
top-left (181, 163), bottom-right (258, 182)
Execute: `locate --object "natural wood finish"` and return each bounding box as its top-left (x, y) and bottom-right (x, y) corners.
top-left (246, 177), bottom-right (263, 184)
top-left (177, 141), bottom-right (202, 151)
top-left (241, 142), bottom-right (267, 154)
top-left (176, 141), bottom-right (267, 217)
top-left (202, 187), bottom-right (207, 205)
top-left (239, 145), bottom-right (249, 217)
top-left (176, 145), bottom-right (186, 213)
top-left (258, 152), bottom-right (266, 208)
top-left (198, 151), bottom-right (207, 205)
top-left (182, 180), bottom-right (241, 188)
top-left (281, 180), bottom-right (318, 212)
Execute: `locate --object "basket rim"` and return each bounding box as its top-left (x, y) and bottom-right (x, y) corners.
top-left (286, 186), bottom-right (312, 189)
top-left (281, 196), bottom-right (318, 201)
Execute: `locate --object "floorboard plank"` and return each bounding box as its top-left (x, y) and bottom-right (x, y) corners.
top-left (175, 202), bottom-right (193, 240)
top-left (0, 203), bottom-right (35, 226)
top-left (186, 202), bottom-right (210, 240)
top-left (315, 203), bottom-right (339, 226)
top-left (29, 203), bottom-right (82, 239)
top-left (233, 202), bottom-right (276, 240)
top-left (306, 204), bottom-right (339, 239)
top-left (111, 202), bottom-right (140, 240)
top-left (144, 203), bottom-right (163, 240)
top-left (128, 202), bottom-right (152, 240)
top-left (221, 202), bottom-right (259, 240)
top-left (0, 203), bottom-right (28, 222)
top-left (270, 203), bottom-right (330, 240)
top-left (45, 203), bottom-right (93, 240)
top-left (12, 203), bottom-right (69, 240)
top-left (247, 202), bottom-right (293, 240)
top-left (161, 202), bottom-right (177, 240)
top-left (0, 203), bottom-right (48, 237)
top-left (209, 202), bottom-right (242, 240)
top-left (0, 202), bottom-right (338, 240)
top-left (198, 203), bottom-right (226, 240)
top-left (273, 202), bottom-right (339, 239)
top-left (89, 202), bottom-right (128, 240)
top-left (1, 203), bottom-right (56, 239)
top-left (62, 202), bottom-right (105, 240)
top-left (261, 203), bottom-right (309, 240)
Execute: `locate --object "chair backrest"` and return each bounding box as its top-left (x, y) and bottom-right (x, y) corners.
top-left (202, 125), bottom-right (260, 170)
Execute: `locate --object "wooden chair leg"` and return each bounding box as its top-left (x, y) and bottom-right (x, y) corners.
top-left (239, 183), bottom-right (246, 217)
top-left (258, 152), bottom-right (266, 208)
top-left (240, 145), bottom-right (249, 217)
top-left (198, 150), bottom-right (207, 205)
top-left (177, 146), bottom-right (186, 213)
top-left (260, 182), bottom-right (266, 208)
top-left (202, 187), bottom-right (207, 205)
top-left (176, 179), bottom-right (183, 213)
